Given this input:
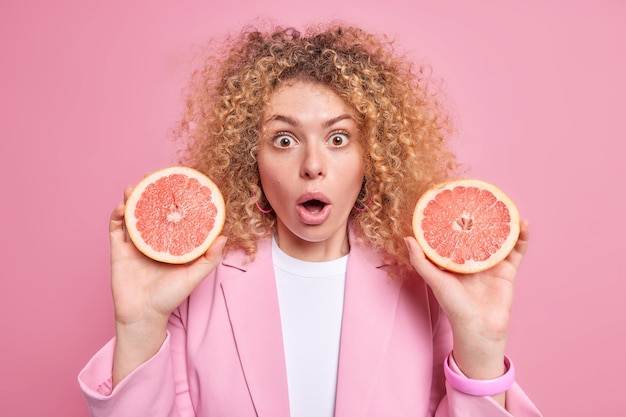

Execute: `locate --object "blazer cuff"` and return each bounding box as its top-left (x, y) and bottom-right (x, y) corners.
top-left (78, 332), bottom-right (175, 416)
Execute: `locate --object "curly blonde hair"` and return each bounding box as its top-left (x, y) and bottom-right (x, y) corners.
top-left (176, 22), bottom-right (458, 276)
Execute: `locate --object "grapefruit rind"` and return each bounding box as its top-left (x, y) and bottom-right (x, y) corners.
top-left (124, 166), bottom-right (225, 264)
top-left (412, 178), bottom-right (520, 274)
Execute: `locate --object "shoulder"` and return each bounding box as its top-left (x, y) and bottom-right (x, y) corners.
top-left (174, 238), bottom-right (272, 317)
top-left (348, 226), bottom-right (444, 326)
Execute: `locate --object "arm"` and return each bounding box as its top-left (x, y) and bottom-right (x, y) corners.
top-left (108, 189), bottom-right (226, 386)
top-left (78, 307), bottom-right (200, 416)
top-left (426, 295), bottom-right (542, 417)
top-left (79, 331), bottom-right (177, 416)
top-left (407, 220), bottom-right (542, 414)
top-left (79, 186), bottom-right (226, 416)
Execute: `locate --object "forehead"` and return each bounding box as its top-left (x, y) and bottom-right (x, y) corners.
top-left (264, 80), bottom-right (353, 115)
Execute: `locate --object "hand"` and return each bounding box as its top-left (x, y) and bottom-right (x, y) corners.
top-left (109, 185), bottom-right (227, 385)
top-left (405, 220), bottom-right (530, 380)
top-left (110, 186), bottom-right (226, 327)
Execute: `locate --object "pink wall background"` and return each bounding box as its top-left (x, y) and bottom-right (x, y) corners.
top-left (2, 0), bottom-right (624, 415)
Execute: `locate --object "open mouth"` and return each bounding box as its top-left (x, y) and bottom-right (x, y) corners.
top-left (301, 199), bottom-right (326, 214)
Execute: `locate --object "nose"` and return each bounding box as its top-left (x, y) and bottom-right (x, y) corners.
top-left (300, 143), bottom-right (325, 179)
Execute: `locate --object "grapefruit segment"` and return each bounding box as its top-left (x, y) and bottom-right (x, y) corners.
top-left (124, 166), bottom-right (225, 264)
top-left (412, 178), bottom-right (520, 274)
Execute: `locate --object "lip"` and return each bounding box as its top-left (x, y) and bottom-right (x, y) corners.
top-left (296, 192), bottom-right (330, 206)
top-left (296, 192), bottom-right (331, 225)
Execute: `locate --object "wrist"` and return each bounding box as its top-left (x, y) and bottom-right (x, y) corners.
top-left (112, 323), bottom-right (167, 387)
top-left (451, 336), bottom-right (507, 380)
top-left (449, 308), bottom-right (510, 343)
top-left (115, 319), bottom-right (168, 349)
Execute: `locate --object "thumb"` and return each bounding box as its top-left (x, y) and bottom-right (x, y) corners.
top-left (183, 236), bottom-right (228, 289)
top-left (404, 236), bottom-right (449, 293)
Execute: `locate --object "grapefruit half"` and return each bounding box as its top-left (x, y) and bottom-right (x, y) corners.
top-left (124, 166), bottom-right (225, 264)
top-left (412, 178), bottom-right (520, 274)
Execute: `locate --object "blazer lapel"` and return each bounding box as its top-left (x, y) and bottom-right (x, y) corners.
top-left (220, 239), bottom-right (290, 417)
top-left (334, 230), bottom-right (404, 417)
top-left (218, 229), bottom-right (404, 417)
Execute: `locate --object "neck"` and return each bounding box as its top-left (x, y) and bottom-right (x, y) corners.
top-left (274, 225), bottom-right (350, 262)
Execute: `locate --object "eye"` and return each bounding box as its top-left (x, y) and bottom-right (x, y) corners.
top-left (328, 131), bottom-right (349, 147)
top-left (273, 133), bottom-right (296, 148)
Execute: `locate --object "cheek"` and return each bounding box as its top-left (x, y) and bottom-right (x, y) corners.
top-left (258, 159), bottom-right (282, 197)
top-left (337, 164), bottom-right (365, 203)
top-left (257, 151), bottom-right (272, 180)
top-left (345, 156), bottom-right (365, 187)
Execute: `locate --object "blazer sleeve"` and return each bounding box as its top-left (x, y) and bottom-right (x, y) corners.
top-left (77, 310), bottom-right (194, 417)
top-left (429, 296), bottom-right (543, 417)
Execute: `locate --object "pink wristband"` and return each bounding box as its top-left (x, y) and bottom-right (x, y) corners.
top-left (443, 353), bottom-right (515, 396)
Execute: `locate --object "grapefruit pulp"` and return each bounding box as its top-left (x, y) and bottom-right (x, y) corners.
top-left (124, 166), bottom-right (225, 264)
top-left (412, 178), bottom-right (520, 274)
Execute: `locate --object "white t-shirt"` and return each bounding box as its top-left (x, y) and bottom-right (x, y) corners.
top-left (272, 238), bottom-right (347, 417)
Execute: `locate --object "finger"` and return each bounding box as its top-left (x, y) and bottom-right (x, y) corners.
top-left (118, 185), bottom-right (138, 242)
top-left (404, 236), bottom-right (450, 293)
top-left (123, 185), bottom-right (134, 203)
top-left (204, 235), bottom-right (228, 259)
top-left (109, 202), bottom-right (127, 243)
top-left (518, 219), bottom-right (530, 248)
top-left (505, 219), bottom-right (530, 270)
top-left (182, 236), bottom-right (228, 291)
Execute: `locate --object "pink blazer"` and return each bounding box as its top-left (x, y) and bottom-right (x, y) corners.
top-left (79, 229), bottom-right (542, 416)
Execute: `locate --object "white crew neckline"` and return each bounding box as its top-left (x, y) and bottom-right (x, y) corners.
top-left (271, 238), bottom-right (349, 278)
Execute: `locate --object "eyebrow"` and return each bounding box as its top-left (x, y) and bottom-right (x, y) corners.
top-left (263, 114), bottom-right (354, 128)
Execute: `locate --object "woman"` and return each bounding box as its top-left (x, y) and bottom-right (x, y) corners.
top-left (79, 23), bottom-right (542, 416)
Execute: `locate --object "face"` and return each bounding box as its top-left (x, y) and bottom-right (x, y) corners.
top-left (257, 80), bottom-right (365, 261)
